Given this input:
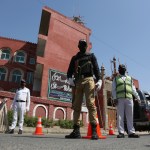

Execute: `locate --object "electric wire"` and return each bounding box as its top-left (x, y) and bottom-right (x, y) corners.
top-left (91, 34), bottom-right (147, 69)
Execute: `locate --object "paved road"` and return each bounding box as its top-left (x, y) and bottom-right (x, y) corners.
top-left (0, 133), bottom-right (150, 150)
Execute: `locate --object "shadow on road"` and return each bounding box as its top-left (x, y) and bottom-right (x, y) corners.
top-left (12, 135), bottom-right (65, 139)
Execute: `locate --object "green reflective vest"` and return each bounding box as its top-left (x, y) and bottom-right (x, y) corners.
top-left (116, 75), bottom-right (133, 99)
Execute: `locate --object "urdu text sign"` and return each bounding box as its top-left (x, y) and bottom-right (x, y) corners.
top-left (48, 69), bottom-right (72, 102)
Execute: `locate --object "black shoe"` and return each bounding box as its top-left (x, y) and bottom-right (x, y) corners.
top-left (128, 133), bottom-right (140, 138)
top-left (18, 129), bottom-right (22, 134)
top-left (65, 124), bottom-right (81, 139)
top-left (91, 134), bottom-right (98, 140)
top-left (117, 133), bottom-right (125, 138)
top-left (6, 129), bottom-right (14, 134)
top-left (65, 131), bottom-right (81, 139)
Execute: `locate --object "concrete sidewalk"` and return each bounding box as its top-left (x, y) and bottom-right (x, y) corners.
top-left (9, 126), bottom-right (108, 135)
top-left (24, 126), bottom-right (88, 134)
top-left (4, 126), bottom-right (149, 136)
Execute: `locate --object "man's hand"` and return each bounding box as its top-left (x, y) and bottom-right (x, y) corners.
top-left (134, 99), bottom-right (141, 105)
top-left (68, 78), bottom-right (75, 87)
top-left (95, 80), bottom-right (102, 91)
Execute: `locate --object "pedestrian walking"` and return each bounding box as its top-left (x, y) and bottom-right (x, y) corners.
top-left (7, 79), bottom-right (30, 134)
top-left (112, 64), bottom-right (140, 138)
top-left (65, 39), bottom-right (102, 140)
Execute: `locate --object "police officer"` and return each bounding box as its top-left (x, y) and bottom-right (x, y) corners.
top-left (112, 64), bottom-right (140, 138)
top-left (7, 79), bottom-right (30, 134)
top-left (65, 39), bottom-right (102, 140)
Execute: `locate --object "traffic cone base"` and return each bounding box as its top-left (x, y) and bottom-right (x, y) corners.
top-left (82, 124), bottom-right (106, 139)
top-left (33, 117), bottom-right (44, 135)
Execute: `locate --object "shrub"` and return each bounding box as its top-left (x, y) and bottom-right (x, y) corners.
top-left (24, 115), bottom-right (38, 127)
top-left (7, 111), bottom-right (84, 129)
top-left (59, 120), bottom-right (73, 129)
top-left (42, 118), bottom-right (54, 128)
top-left (7, 110), bottom-right (13, 126)
top-left (54, 120), bottom-right (84, 129)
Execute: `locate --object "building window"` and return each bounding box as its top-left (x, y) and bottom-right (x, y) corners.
top-left (12, 70), bottom-right (22, 83)
top-left (27, 72), bottom-right (33, 84)
top-left (0, 49), bottom-right (10, 60)
top-left (29, 58), bottom-right (35, 64)
top-left (15, 51), bottom-right (26, 63)
top-left (0, 68), bottom-right (6, 81)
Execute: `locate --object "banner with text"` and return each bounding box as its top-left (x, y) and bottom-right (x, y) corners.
top-left (48, 69), bottom-right (72, 102)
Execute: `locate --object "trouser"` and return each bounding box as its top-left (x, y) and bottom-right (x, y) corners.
top-left (117, 98), bottom-right (135, 134)
top-left (10, 102), bottom-right (26, 130)
top-left (72, 77), bottom-right (97, 125)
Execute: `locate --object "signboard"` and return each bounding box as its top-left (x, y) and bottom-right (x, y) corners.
top-left (48, 69), bottom-right (72, 102)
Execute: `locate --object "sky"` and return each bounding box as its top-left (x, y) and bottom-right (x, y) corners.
top-left (0, 0), bottom-right (150, 92)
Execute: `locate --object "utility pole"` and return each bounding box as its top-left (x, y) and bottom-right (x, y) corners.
top-left (100, 64), bottom-right (105, 80)
top-left (100, 64), bottom-right (108, 130)
top-left (112, 57), bottom-right (117, 75)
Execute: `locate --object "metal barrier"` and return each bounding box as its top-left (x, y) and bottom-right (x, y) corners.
top-left (0, 98), bottom-right (8, 133)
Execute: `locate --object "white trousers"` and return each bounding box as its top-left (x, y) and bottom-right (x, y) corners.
top-left (117, 98), bottom-right (135, 134)
top-left (10, 102), bottom-right (26, 130)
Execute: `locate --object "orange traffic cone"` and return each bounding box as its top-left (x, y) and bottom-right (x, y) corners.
top-left (82, 115), bottom-right (106, 139)
top-left (33, 117), bottom-right (44, 135)
top-left (109, 123), bottom-right (115, 135)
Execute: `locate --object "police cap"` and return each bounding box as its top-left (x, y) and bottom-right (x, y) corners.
top-left (78, 39), bottom-right (87, 46)
top-left (118, 64), bottom-right (126, 70)
top-left (21, 79), bottom-right (26, 83)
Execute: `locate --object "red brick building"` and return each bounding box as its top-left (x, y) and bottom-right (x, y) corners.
top-left (34, 6), bottom-right (92, 98)
top-left (0, 6), bottom-right (94, 126)
top-left (0, 37), bottom-right (37, 92)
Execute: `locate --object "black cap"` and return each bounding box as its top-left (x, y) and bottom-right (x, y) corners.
top-left (118, 64), bottom-right (126, 70)
top-left (78, 39), bottom-right (87, 46)
top-left (21, 79), bottom-right (26, 83)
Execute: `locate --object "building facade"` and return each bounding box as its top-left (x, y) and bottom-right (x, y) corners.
top-left (34, 6), bottom-right (92, 98)
top-left (0, 37), bottom-right (37, 92)
top-left (0, 7), bottom-right (94, 126)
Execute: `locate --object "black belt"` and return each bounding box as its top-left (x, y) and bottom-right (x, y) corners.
top-left (16, 100), bottom-right (25, 102)
top-left (80, 74), bottom-right (92, 79)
